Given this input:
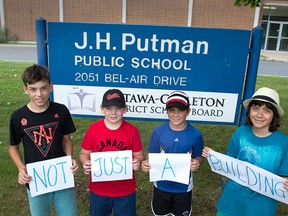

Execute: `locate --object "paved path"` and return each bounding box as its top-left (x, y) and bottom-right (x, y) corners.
top-left (0, 45), bottom-right (287, 77)
top-left (0, 45), bottom-right (37, 62)
top-left (258, 60), bottom-right (288, 77)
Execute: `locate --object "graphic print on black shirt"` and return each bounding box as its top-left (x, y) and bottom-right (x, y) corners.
top-left (24, 122), bottom-right (58, 157)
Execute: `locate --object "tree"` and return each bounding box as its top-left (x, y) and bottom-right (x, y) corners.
top-left (234, 0), bottom-right (261, 7)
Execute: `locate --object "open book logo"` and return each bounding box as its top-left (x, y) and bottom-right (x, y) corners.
top-left (68, 88), bottom-right (96, 112)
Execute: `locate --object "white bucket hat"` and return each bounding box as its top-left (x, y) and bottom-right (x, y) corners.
top-left (243, 87), bottom-right (284, 117)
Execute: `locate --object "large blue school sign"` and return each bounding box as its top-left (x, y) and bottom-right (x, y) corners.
top-left (45, 22), bottom-right (254, 125)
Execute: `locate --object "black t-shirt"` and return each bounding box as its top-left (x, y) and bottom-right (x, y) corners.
top-left (9, 102), bottom-right (76, 164)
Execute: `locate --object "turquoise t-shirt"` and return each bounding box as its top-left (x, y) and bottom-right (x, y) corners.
top-left (216, 125), bottom-right (288, 216)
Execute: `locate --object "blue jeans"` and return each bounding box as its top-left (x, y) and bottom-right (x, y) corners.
top-left (27, 188), bottom-right (78, 216)
top-left (90, 192), bottom-right (136, 216)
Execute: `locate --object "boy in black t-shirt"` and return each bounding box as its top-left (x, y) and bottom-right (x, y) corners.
top-left (9, 64), bottom-right (78, 216)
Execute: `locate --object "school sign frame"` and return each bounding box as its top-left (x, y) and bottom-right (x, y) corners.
top-left (36, 19), bottom-right (262, 125)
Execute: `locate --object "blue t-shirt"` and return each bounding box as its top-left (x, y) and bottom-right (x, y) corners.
top-left (217, 125), bottom-right (288, 216)
top-left (148, 122), bottom-right (204, 193)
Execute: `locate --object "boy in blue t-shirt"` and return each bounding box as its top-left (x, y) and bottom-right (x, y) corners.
top-left (141, 90), bottom-right (204, 216)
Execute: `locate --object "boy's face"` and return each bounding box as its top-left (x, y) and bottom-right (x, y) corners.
top-left (167, 107), bottom-right (190, 130)
top-left (101, 105), bottom-right (127, 126)
top-left (249, 104), bottom-right (274, 132)
top-left (24, 80), bottom-right (52, 110)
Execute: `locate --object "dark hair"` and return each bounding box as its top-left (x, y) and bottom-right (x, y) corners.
top-left (22, 64), bottom-right (51, 86)
top-left (244, 100), bottom-right (280, 132)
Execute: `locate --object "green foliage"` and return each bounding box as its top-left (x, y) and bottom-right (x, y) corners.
top-left (234, 0), bottom-right (261, 8)
top-left (0, 27), bottom-right (18, 43)
top-left (0, 27), bottom-right (8, 43)
top-left (0, 61), bottom-right (287, 215)
top-left (9, 34), bottom-right (18, 42)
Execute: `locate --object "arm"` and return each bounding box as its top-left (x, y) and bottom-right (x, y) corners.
top-left (283, 177), bottom-right (288, 192)
top-left (8, 145), bottom-right (31, 184)
top-left (62, 134), bottom-right (78, 175)
top-left (202, 146), bottom-right (213, 158)
top-left (141, 154), bottom-right (150, 173)
top-left (190, 133), bottom-right (205, 172)
top-left (79, 148), bottom-right (92, 175)
top-left (190, 156), bottom-right (204, 172)
top-left (132, 150), bottom-right (144, 171)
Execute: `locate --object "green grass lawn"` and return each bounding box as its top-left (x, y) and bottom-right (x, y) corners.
top-left (0, 61), bottom-right (287, 215)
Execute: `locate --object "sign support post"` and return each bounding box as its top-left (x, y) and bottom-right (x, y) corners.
top-left (239, 26), bottom-right (263, 125)
top-left (36, 17), bottom-right (48, 67)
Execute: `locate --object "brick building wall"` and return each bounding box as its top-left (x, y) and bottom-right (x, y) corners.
top-left (64, 0), bottom-right (122, 23)
top-left (3, 0), bottom-right (59, 41)
top-left (126, 0), bottom-right (188, 26)
top-left (3, 0), bottom-right (284, 42)
top-left (192, 0), bottom-right (255, 29)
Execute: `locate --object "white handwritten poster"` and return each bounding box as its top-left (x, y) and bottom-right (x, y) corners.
top-left (149, 153), bottom-right (191, 185)
top-left (27, 156), bottom-right (75, 197)
top-left (90, 150), bottom-right (133, 182)
top-left (207, 150), bottom-right (288, 204)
